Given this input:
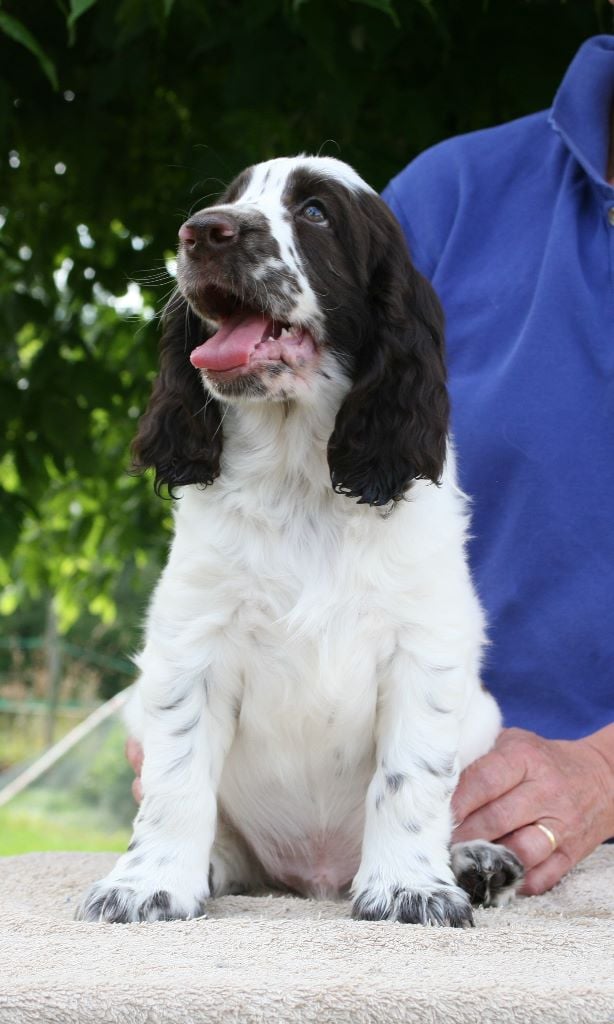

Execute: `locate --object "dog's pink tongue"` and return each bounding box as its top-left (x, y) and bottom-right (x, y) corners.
top-left (190, 314), bottom-right (268, 371)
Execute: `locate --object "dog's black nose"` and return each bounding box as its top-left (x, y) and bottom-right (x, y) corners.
top-left (179, 213), bottom-right (238, 251)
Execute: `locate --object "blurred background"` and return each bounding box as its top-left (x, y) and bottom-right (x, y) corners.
top-left (1, 0), bottom-right (612, 854)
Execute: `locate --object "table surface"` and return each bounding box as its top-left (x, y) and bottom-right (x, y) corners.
top-left (1, 847), bottom-right (613, 1024)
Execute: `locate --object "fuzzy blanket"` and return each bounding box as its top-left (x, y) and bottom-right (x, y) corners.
top-left (1, 848), bottom-right (613, 1023)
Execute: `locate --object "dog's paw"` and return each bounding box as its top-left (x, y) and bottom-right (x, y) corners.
top-left (352, 881), bottom-right (473, 928)
top-left (451, 840), bottom-right (524, 908)
top-left (76, 874), bottom-right (207, 923)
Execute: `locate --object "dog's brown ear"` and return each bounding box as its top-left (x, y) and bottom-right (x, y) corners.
top-left (327, 198), bottom-right (448, 506)
top-left (132, 297), bottom-right (223, 495)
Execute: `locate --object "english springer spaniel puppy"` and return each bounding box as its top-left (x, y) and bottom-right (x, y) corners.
top-left (78, 156), bottom-right (523, 926)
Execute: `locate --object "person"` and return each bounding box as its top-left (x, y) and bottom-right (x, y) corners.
top-left (127, 32), bottom-right (614, 898)
top-left (381, 32), bottom-right (614, 895)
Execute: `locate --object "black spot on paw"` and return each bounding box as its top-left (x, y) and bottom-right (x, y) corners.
top-left (353, 885), bottom-right (473, 927)
top-left (456, 865), bottom-right (487, 904)
top-left (454, 841), bottom-right (524, 908)
top-left (138, 890), bottom-right (173, 922)
top-left (351, 890), bottom-right (391, 922)
top-left (96, 887), bottom-right (136, 924)
top-left (393, 890), bottom-right (429, 925)
top-left (394, 887), bottom-right (473, 928)
top-left (76, 893), bottom-right (107, 922)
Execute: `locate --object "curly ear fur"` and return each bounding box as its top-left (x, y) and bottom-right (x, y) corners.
top-left (327, 201), bottom-right (449, 507)
top-left (131, 297), bottom-right (222, 495)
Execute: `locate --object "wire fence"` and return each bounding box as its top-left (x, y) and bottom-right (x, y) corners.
top-left (0, 632), bottom-right (136, 773)
top-left (0, 636), bottom-right (137, 853)
top-left (0, 635), bottom-right (136, 677)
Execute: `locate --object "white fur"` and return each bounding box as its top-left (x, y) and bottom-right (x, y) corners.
top-left (79, 157), bottom-right (504, 925)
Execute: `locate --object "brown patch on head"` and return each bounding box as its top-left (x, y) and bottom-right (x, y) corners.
top-left (220, 166), bottom-right (254, 204)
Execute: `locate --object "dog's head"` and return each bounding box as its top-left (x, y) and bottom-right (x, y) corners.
top-left (133, 155), bottom-right (448, 506)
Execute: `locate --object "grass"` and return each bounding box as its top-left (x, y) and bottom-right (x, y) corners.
top-left (0, 714), bottom-right (134, 855)
top-left (0, 785), bottom-right (131, 856)
top-left (0, 805), bottom-right (129, 855)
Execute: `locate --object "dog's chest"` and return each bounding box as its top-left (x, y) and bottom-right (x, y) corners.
top-left (209, 516), bottom-right (394, 894)
top-left (218, 622), bottom-right (378, 895)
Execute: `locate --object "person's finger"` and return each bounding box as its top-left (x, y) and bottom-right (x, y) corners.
top-left (496, 818), bottom-right (562, 872)
top-left (453, 780), bottom-right (543, 843)
top-left (131, 776), bottom-right (143, 804)
top-left (125, 736), bottom-right (144, 774)
top-left (451, 744), bottom-right (527, 824)
top-left (520, 848), bottom-right (573, 896)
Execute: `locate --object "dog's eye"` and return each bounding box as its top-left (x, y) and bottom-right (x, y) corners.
top-left (301, 202), bottom-right (327, 224)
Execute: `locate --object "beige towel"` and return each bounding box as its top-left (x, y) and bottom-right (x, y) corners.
top-left (0, 848), bottom-right (613, 1023)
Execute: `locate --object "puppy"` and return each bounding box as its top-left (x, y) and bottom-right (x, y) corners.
top-left (78, 156), bottom-right (523, 926)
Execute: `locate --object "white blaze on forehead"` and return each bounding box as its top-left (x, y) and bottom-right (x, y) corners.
top-left (207, 156), bottom-right (373, 326)
top-left (244, 155), bottom-right (375, 196)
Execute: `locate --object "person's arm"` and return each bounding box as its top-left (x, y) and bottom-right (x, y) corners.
top-left (452, 725), bottom-right (614, 895)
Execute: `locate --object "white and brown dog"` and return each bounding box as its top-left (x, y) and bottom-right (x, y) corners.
top-left (78, 156), bottom-right (523, 926)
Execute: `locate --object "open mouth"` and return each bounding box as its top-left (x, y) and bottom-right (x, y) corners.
top-left (189, 300), bottom-right (317, 376)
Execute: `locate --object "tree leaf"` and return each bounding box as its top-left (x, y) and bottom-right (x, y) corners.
top-left (68, 0), bottom-right (99, 26)
top-left (66, 0), bottom-right (98, 44)
top-left (0, 11), bottom-right (58, 90)
top-left (348, 0), bottom-right (400, 28)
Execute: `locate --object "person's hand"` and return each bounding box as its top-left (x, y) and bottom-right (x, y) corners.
top-left (125, 736), bottom-right (144, 803)
top-left (452, 726), bottom-right (614, 895)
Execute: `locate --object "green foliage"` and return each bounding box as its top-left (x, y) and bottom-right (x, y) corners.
top-left (0, 10), bottom-right (58, 89)
top-left (0, 0), bottom-right (611, 691)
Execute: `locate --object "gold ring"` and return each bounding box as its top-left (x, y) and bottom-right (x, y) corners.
top-left (534, 822), bottom-right (557, 852)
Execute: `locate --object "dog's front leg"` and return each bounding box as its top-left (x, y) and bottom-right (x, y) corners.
top-left (77, 660), bottom-right (237, 923)
top-left (352, 649), bottom-right (474, 927)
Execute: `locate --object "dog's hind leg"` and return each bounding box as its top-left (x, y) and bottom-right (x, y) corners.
top-left (209, 812), bottom-right (265, 896)
top-left (451, 839), bottom-right (524, 907)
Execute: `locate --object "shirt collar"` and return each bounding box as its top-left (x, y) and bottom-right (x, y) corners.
top-left (549, 35), bottom-right (614, 188)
